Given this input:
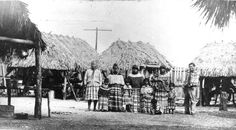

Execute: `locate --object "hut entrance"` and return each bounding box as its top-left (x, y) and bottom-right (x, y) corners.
top-left (201, 77), bottom-right (236, 106)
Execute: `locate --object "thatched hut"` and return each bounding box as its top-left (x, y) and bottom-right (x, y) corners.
top-left (10, 33), bottom-right (98, 70)
top-left (194, 42), bottom-right (236, 77)
top-left (99, 40), bottom-right (172, 71)
top-left (0, 0), bottom-right (46, 118)
top-left (193, 42), bottom-right (236, 106)
top-left (8, 33), bottom-right (98, 100)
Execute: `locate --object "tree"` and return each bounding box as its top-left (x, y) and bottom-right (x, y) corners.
top-left (192, 0), bottom-right (236, 28)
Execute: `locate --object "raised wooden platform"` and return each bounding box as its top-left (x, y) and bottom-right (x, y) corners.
top-left (0, 105), bottom-right (14, 118)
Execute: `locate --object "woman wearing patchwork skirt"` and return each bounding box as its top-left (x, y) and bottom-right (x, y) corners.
top-left (84, 61), bottom-right (103, 111)
top-left (150, 68), bottom-right (169, 114)
top-left (128, 65), bottom-right (144, 113)
top-left (98, 78), bottom-right (110, 111)
top-left (108, 64), bottom-right (125, 112)
top-left (141, 78), bottom-right (153, 114)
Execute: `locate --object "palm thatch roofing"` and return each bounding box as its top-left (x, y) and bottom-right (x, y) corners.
top-left (0, 0), bottom-right (45, 59)
top-left (192, 0), bottom-right (236, 28)
top-left (99, 40), bottom-right (172, 70)
top-left (10, 33), bottom-right (98, 70)
top-left (193, 42), bottom-right (236, 77)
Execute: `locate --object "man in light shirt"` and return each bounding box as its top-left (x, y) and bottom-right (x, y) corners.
top-left (184, 62), bottom-right (200, 115)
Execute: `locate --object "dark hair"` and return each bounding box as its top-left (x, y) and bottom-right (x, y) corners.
top-left (189, 62), bottom-right (195, 67)
top-left (159, 65), bottom-right (166, 70)
top-left (124, 78), bottom-right (130, 84)
top-left (113, 63), bottom-right (118, 69)
top-left (110, 63), bottom-right (121, 75)
top-left (132, 65), bottom-right (139, 70)
top-left (143, 78), bottom-right (150, 85)
top-left (104, 78), bottom-right (109, 83)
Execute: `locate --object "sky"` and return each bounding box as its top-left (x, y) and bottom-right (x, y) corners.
top-left (22, 0), bottom-right (236, 67)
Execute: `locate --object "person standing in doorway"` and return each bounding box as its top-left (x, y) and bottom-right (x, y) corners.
top-left (184, 62), bottom-right (200, 115)
top-left (84, 61), bottom-right (103, 111)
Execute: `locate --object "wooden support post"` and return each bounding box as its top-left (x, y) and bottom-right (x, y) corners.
top-left (63, 76), bottom-right (67, 100)
top-left (68, 82), bottom-right (77, 101)
top-left (1, 63), bottom-right (6, 88)
top-left (199, 78), bottom-right (203, 106)
top-left (7, 80), bottom-right (11, 106)
top-left (47, 91), bottom-right (51, 117)
top-left (34, 42), bottom-right (42, 119)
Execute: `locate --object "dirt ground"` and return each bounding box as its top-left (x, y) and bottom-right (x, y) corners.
top-left (0, 97), bottom-right (236, 130)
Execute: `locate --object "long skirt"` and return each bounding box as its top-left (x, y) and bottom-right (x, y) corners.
top-left (109, 84), bottom-right (123, 111)
top-left (141, 95), bottom-right (152, 113)
top-left (154, 90), bottom-right (168, 111)
top-left (123, 90), bottom-right (133, 105)
top-left (131, 88), bottom-right (141, 113)
top-left (98, 96), bottom-right (109, 111)
top-left (85, 85), bottom-right (99, 101)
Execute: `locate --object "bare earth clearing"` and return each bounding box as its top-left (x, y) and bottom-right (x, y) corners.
top-left (0, 97), bottom-right (236, 130)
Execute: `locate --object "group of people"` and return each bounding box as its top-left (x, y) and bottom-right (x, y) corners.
top-left (75, 61), bottom-right (233, 114)
top-left (83, 61), bottom-right (178, 114)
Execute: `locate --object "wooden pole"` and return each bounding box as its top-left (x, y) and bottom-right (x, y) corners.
top-left (199, 77), bottom-right (203, 106)
top-left (0, 36), bottom-right (34, 45)
top-left (95, 27), bottom-right (98, 51)
top-left (1, 63), bottom-right (6, 88)
top-left (34, 42), bottom-right (42, 119)
top-left (63, 76), bottom-right (67, 100)
top-left (47, 91), bottom-right (51, 117)
top-left (7, 79), bottom-right (11, 106)
top-left (84, 28), bottom-right (112, 52)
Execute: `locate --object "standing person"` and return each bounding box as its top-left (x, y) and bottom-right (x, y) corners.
top-left (219, 80), bottom-right (229, 111)
top-left (140, 78), bottom-right (153, 114)
top-left (184, 62), bottom-right (200, 115)
top-left (128, 65), bottom-right (144, 113)
top-left (123, 78), bottom-right (133, 112)
top-left (108, 63), bottom-right (125, 112)
top-left (98, 78), bottom-right (110, 112)
top-left (167, 83), bottom-right (176, 114)
top-left (150, 69), bottom-right (163, 114)
top-left (84, 61), bottom-right (103, 111)
top-left (69, 65), bottom-right (83, 98)
top-left (153, 66), bottom-right (170, 114)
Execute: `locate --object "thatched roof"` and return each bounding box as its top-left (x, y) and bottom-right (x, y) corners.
top-left (192, 0), bottom-right (236, 28)
top-left (193, 42), bottom-right (236, 77)
top-left (0, 0), bottom-right (45, 59)
top-left (10, 33), bottom-right (98, 70)
top-left (99, 40), bottom-right (172, 70)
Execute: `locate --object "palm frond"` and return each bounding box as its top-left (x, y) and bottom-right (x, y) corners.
top-left (192, 0), bottom-right (236, 28)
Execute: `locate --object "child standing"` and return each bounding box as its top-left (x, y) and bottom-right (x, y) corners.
top-left (141, 78), bottom-right (153, 114)
top-left (98, 78), bottom-right (110, 112)
top-left (123, 78), bottom-right (133, 112)
top-left (166, 83), bottom-right (176, 114)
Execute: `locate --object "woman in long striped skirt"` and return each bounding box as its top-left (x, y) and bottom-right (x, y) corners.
top-left (108, 64), bottom-right (125, 112)
top-left (128, 65), bottom-right (144, 113)
top-left (141, 78), bottom-right (153, 113)
top-left (150, 68), bottom-right (169, 114)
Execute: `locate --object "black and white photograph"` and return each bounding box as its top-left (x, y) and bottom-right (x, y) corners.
top-left (0, 0), bottom-right (236, 129)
